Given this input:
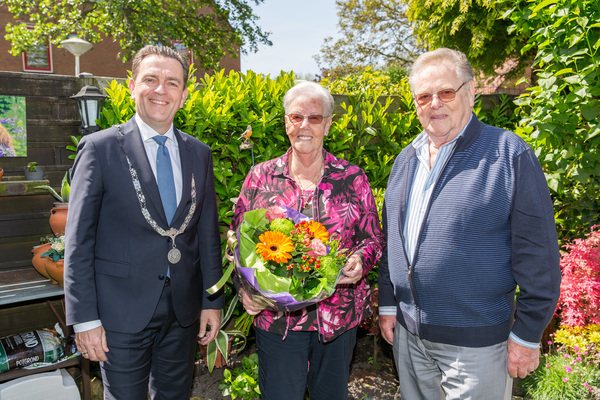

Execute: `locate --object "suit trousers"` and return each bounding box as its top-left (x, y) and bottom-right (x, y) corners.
top-left (255, 326), bottom-right (357, 400)
top-left (100, 282), bottom-right (200, 400)
top-left (393, 322), bottom-right (512, 400)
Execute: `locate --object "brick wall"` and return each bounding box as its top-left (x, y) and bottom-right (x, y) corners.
top-left (0, 5), bottom-right (240, 78)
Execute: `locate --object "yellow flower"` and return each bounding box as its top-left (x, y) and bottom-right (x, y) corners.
top-left (306, 221), bottom-right (329, 241)
top-left (256, 231), bottom-right (294, 264)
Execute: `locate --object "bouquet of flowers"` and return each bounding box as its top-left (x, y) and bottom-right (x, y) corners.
top-left (234, 205), bottom-right (347, 311)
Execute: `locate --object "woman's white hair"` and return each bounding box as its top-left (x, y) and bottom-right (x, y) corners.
top-left (283, 81), bottom-right (334, 117)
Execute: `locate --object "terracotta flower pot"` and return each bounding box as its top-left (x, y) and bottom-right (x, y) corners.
top-left (31, 243), bottom-right (52, 279)
top-left (49, 203), bottom-right (68, 234)
top-left (0, 168), bottom-right (4, 182)
top-left (45, 258), bottom-right (65, 286)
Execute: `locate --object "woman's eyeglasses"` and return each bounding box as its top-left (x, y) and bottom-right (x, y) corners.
top-left (414, 82), bottom-right (467, 106)
top-left (286, 114), bottom-right (326, 125)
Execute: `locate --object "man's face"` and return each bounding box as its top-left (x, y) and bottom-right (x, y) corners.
top-left (129, 55), bottom-right (188, 134)
top-left (412, 61), bottom-right (475, 146)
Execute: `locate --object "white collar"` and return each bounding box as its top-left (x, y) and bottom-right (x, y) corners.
top-left (135, 114), bottom-right (176, 144)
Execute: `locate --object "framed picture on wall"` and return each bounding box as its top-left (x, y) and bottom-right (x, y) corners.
top-left (23, 31), bottom-right (53, 73)
top-left (0, 95), bottom-right (27, 157)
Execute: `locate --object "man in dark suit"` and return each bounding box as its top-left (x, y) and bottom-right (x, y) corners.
top-left (64, 45), bottom-right (224, 399)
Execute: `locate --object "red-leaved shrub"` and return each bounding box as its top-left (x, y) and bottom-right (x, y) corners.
top-left (557, 225), bottom-right (600, 327)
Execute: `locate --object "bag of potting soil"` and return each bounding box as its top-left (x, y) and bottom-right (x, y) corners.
top-left (0, 329), bottom-right (64, 373)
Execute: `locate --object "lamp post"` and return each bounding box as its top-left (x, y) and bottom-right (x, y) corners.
top-left (60, 37), bottom-right (93, 76)
top-left (71, 85), bottom-right (106, 135)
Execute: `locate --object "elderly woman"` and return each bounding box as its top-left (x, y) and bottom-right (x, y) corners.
top-left (230, 81), bottom-right (385, 400)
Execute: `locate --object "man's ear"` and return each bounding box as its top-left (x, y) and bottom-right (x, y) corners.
top-left (128, 78), bottom-right (136, 100)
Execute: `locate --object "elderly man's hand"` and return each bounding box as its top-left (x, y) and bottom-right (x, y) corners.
top-left (380, 315), bottom-right (396, 345)
top-left (507, 337), bottom-right (540, 378)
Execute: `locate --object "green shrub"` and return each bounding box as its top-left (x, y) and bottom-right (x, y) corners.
top-left (506, 0), bottom-right (600, 243)
top-left (219, 353), bottom-right (261, 400)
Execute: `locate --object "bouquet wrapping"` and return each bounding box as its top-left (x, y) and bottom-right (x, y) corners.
top-left (234, 205), bottom-right (347, 312)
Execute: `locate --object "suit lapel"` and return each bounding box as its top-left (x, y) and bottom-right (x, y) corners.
top-left (118, 118), bottom-right (168, 225)
top-left (173, 127), bottom-right (193, 225)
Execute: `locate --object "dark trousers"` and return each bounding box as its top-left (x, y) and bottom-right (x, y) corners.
top-left (100, 283), bottom-right (199, 400)
top-left (255, 326), bottom-right (357, 400)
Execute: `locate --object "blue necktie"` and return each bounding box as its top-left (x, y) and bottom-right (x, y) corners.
top-left (152, 135), bottom-right (177, 225)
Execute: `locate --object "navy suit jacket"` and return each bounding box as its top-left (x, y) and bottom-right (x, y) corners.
top-left (64, 117), bottom-right (224, 333)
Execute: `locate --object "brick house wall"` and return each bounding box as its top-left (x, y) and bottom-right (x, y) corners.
top-left (0, 4), bottom-right (240, 79)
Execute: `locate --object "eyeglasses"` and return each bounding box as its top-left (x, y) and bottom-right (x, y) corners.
top-left (286, 113), bottom-right (327, 125)
top-left (414, 82), bottom-right (468, 106)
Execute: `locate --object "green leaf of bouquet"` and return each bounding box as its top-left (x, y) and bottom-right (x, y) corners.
top-left (254, 265), bottom-right (291, 294)
top-left (305, 277), bottom-right (329, 299)
top-left (242, 209), bottom-right (269, 228)
top-left (239, 209), bottom-right (269, 269)
top-left (292, 268), bottom-right (309, 280)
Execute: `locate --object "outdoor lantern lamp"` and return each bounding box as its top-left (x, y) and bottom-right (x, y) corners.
top-left (60, 37), bottom-right (93, 76)
top-left (71, 85), bottom-right (106, 135)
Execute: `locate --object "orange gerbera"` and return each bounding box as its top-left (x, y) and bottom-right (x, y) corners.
top-left (306, 221), bottom-right (329, 241)
top-left (256, 231), bottom-right (294, 264)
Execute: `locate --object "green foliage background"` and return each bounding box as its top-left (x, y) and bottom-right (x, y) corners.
top-left (97, 68), bottom-right (422, 236)
top-left (97, 58), bottom-right (598, 245)
top-left (506, 0), bottom-right (600, 244)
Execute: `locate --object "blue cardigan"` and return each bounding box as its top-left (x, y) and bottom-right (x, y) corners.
top-left (378, 114), bottom-right (561, 347)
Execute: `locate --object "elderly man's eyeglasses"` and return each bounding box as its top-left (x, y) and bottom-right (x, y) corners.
top-left (414, 82), bottom-right (467, 106)
top-left (286, 114), bottom-right (326, 125)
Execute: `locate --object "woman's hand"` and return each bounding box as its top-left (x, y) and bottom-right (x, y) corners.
top-left (239, 288), bottom-right (266, 316)
top-left (337, 254), bottom-right (363, 285)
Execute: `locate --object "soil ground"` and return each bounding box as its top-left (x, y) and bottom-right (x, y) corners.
top-left (190, 328), bottom-right (399, 400)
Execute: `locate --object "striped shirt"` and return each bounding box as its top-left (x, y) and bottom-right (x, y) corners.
top-left (403, 129), bottom-right (463, 264)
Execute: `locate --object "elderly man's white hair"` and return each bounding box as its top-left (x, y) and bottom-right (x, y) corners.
top-left (409, 48), bottom-right (474, 90)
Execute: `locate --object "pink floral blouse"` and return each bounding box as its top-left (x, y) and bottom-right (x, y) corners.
top-left (231, 148), bottom-right (384, 342)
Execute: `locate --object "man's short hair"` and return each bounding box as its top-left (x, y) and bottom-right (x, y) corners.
top-left (131, 45), bottom-right (188, 82)
top-left (409, 48), bottom-right (474, 89)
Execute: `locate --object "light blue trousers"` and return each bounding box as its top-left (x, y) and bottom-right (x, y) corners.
top-left (393, 322), bottom-right (513, 400)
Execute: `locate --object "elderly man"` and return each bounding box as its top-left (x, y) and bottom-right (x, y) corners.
top-left (378, 48), bottom-right (561, 399)
top-left (64, 45), bottom-right (223, 399)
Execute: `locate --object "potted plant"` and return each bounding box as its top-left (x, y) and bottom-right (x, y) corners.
top-left (203, 295), bottom-right (247, 373)
top-left (40, 234), bottom-right (66, 286)
top-left (32, 237), bottom-right (53, 280)
top-left (24, 161), bottom-right (44, 180)
top-left (35, 169), bottom-right (71, 234)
